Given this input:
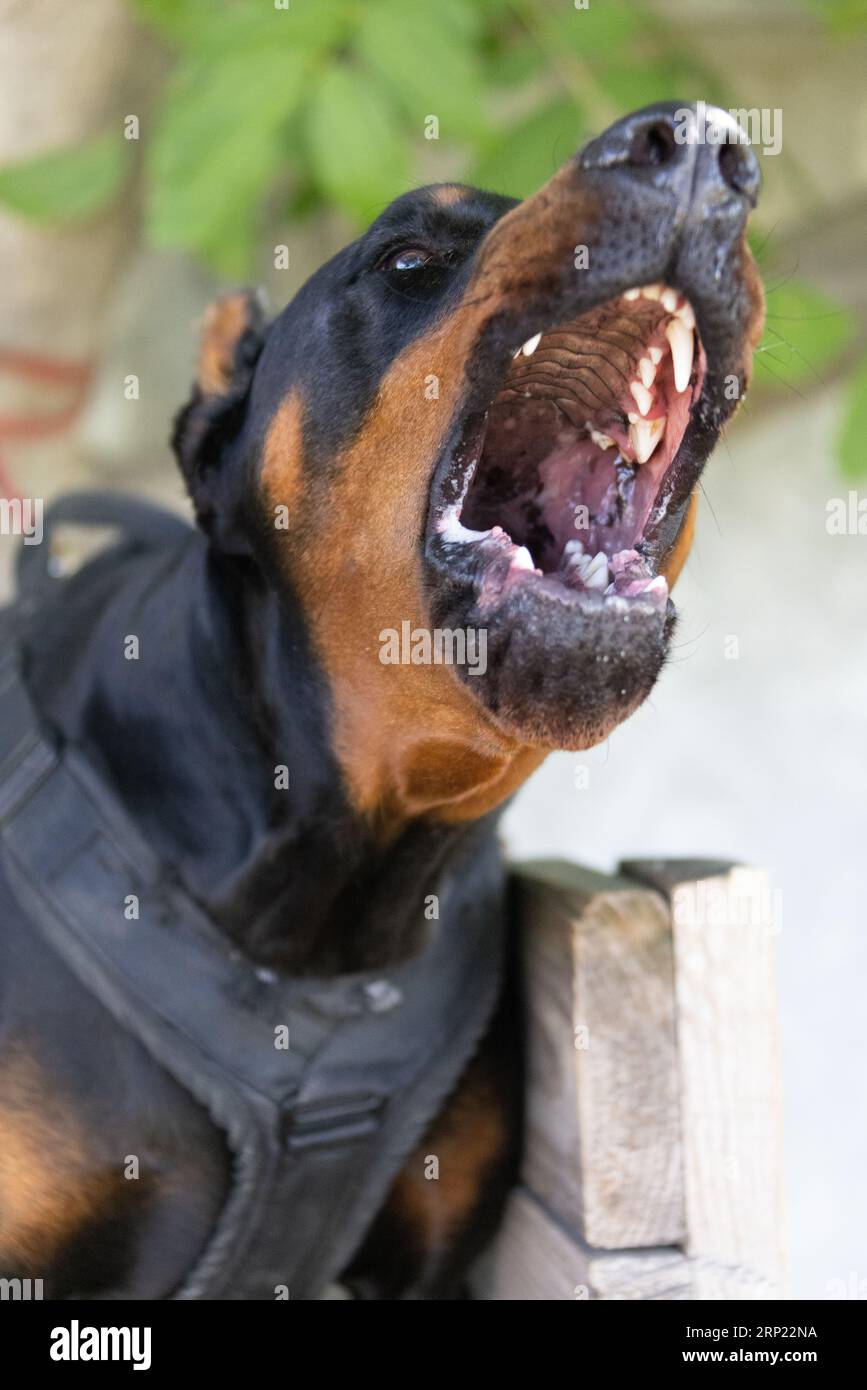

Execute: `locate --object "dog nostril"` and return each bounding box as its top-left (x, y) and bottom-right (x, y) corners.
top-left (718, 142), bottom-right (760, 203)
top-left (627, 120), bottom-right (678, 169)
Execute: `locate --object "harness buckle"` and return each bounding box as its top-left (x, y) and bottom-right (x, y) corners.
top-left (280, 1093), bottom-right (386, 1150)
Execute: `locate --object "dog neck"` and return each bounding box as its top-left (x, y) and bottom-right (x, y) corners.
top-left (34, 533), bottom-right (511, 973)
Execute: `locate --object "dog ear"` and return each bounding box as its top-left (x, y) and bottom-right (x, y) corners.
top-left (172, 290), bottom-right (267, 553)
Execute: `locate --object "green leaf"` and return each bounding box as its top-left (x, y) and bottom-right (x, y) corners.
top-left (305, 65), bottom-right (408, 224)
top-left (133, 0), bottom-right (349, 53)
top-left (538, 0), bottom-right (641, 58)
top-left (130, 0), bottom-right (218, 46)
top-left (147, 42), bottom-right (310, 274)
top-left (597, 60), bottom-right (702, 114)
top-left (0, 128), bottom-right (129, 224)
top-left (837, 353), bottom-right (867, 479)
top-left (472, 100), bottom-right (585, 199)
top-left (753, 278), bottom-right (856, 395)
top-left (483, 36), bottom-right (545, 88)
top-left (436, 0), bottom-right (488, 42)
top-left (805, 0), bottom-right (867, 33)
top-left (356, 0), bottom-right (487, 141)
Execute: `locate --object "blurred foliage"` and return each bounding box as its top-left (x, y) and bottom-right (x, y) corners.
top-left (0, 0), bottom-right (864, 470)
top-left (837, 354), bottom-right (867, 478)
top-left (753, 278), bottom-right (856, 394)
top-left (0, 129), bottom-right (132, 223)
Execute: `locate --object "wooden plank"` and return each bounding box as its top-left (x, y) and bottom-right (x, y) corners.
top-left (478, 1188), bottom-right (692, 1301)
top-left (478, 1188), bottom-right (780, 1301)
top-left (621, 860), bottom-right (787, 1298)
top-left (513, 863), bottom-right (685, 1250)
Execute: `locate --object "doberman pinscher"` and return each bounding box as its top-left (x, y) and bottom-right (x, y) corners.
top-left (0, 103), bottom-right (763, 1299)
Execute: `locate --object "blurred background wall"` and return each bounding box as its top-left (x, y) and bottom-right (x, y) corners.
top-left (0, 0), bottom-right (864, 1299)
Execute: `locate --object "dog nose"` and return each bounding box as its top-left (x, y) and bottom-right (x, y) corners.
top-left (580, 101), bottom-right (761, 214)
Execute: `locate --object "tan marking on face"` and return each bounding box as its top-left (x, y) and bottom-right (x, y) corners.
top-left (261, 165), bottom-right (601, 834)
top-left (431, 184), bottom-right (469, 207)
top-left (745, 254), bottom-right (766, 355)
top-left (198, 292), bottom-right (257, 396)
top-left (261, 391), bottom-right (306, 528)
top-left (262, 317), bottom-right (542, 834)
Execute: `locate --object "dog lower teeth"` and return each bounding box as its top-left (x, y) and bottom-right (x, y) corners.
top-left (563, 539), bottom-right (586, 567)
top-left (569, 549), bottom-right (609, 591)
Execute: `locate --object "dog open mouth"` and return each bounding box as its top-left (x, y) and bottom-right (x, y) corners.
top-left (432, 282), bottom-right (705, 617)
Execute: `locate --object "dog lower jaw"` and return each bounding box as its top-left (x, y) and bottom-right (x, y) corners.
top-left (428, 566), bottom-right (674, 753)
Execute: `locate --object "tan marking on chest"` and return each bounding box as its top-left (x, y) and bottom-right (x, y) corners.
top-left (0, 1052), bottom-right (101, 1269)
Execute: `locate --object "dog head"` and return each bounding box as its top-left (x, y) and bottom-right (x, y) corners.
top-left (174, 102), bottom-right (764, 825)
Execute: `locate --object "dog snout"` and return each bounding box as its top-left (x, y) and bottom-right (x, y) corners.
top-left (580, 101), bottom-right (761, 221)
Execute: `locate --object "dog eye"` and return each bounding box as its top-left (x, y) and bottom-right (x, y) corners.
top-left (379, 246), bottom-right (461, 277)
top-left (380, 247), bottom-right (437, 272)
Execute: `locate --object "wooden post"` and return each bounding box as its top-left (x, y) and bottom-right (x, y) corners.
top-left (476, 859), bottom-right (786, 1300)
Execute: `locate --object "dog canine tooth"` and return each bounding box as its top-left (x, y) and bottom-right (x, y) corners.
top-left (630, 380), bottom-right (653, 416)
top-left (521, 332), bottom-right (542, 357)
top-left (666, 318), bottom-right (695, 392)
top-left (628, 415), bottom-right (666, 464)
top-left (638, 357), bottom-right (656, 389)
top-left (661, 287), bottom-right (678, 313)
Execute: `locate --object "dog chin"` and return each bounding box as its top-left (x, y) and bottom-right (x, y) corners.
top-left (442, 578), bottom-right (674, 752)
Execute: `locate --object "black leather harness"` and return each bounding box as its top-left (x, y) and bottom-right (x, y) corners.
top-left (0, 496), bottom-right (505, 1299)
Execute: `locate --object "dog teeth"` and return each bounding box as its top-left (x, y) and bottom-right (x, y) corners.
top-left (630, 380), bottom-right (653, 416)
top-left (648, 344), bottom-right (663, 366)
top-left (623, 287), bottom-right (641, 301)
top-left (628, 415), bottom-right (666, 464)
top-left (641, 283), bottom-right (663, 301)
top-left (563, 539), bottom-right (586, 569)
top-left (665, 318), bottom-right (695, 392)
top-left (637, 356), bottom-right (656, 390)
top-left (521, 332), bottom-right (542, 357)
top-left (569, 545), bottom-right (613, 592)
top-left (582, 551), bottom-right (609, 590)
top-left (588, 425), bottom-right (615, 449)
top-left (661, 288), bottom-right (679, 313)
top-left (510, 545), bottom-right (535, 571)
